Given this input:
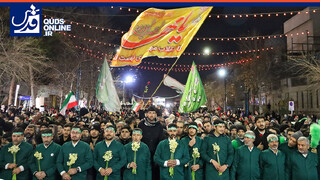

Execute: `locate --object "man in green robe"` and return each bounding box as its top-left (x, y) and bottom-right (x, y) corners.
top-left (286, 136), bottom-right (319, 180)
top-left (260, 134), bottom-right (286, 180)
top-left (231, 125), bottom-right (246, 149)
top-left (181, 122), bottom-right (203, 180)
top-left (201, 119), bottom-right (234, 180)
top-left (93, 125), bottom-right (127, 180)
top-left (56, 126), bottom-right (93, 180)
top-left (231, 130), bottom-right (261, 180)
top-left (0, 128), bottom-right (33, 180)
top-left (30, 128), bottom-right (61, 180)
top-left (123, 128), bottom-right (151, 180)
top-left (154, 123), bottom-right (190, 180)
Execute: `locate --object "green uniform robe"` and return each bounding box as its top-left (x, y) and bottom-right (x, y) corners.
top-left (30, 142), bottom-right (61, 180)
top-left (56, 140), bottom-right (93, 180)
top-left (0, 141), bottom-right (33, 180)
top-left (123, 141), bottom-right (151, 180)
top-left (201, 134), bottom-right (234, 180)
top-left (93, 140), bottom-right (127, 180)
top-left (154, 138), bottom-right (190, 180)
top-left (259, 149), bottom-right (286, 180)
top-left (286, 150), bottom-right (319, 180)
top-left (231, 137), bottom-right (244, 149)
top-left (180, 136), bottom-right (203, 180)
top-left (230, 145), bottom-right (261, 180)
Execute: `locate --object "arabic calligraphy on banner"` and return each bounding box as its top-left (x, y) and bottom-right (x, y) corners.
top-left (111, 7), bottom-right (213, 67)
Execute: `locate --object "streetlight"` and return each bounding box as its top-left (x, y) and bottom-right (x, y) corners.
top-left (115, 75), bottom-right (136, 104)
top-left (203, 47), bottom-right (211, 55)
top-left (218, 68), bottom-right (227, 113)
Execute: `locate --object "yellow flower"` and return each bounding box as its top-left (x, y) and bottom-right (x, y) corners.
top-left (131, 142), bottom-right (140, 152)
top-left (212, 143), bottom-right (220, 154)
top-left (34, 151), bottom-right (43, 160)
top-left (67, 153), bottom-right (77, 166)
top-left (103, 151), bottom-right (113, 162)
top-left (8, 145), bottom-right (20, 154)
top-left (192, 148), bottom-right (200, 159)
top-left (169, 139), bottom-right (178, 153)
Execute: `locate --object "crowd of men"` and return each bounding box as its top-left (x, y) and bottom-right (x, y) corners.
top-left (0, 104), bottom-right (319, 180)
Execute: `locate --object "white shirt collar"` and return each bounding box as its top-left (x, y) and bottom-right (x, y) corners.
top-left (44, 141), bottom-right (53, 149)
top-left (72, 140), bottom-right (80, 147)
top-left (105, 140), bottom-right (113, 147)
top-left (248, 146), bottom-right (254, 152)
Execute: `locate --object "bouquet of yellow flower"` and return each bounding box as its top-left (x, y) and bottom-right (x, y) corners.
top-left (8, 145), bottom-right (20, 180)
top-left (67, 153), bottom-right (78, 171)
top-left (169, 139), bottom-right (178, 178)
top-left (191, 148), bottom-right (200, 180)
top-left (103, 151), bottom-right (113, 180)
top-left (34, 151), bottom-right (43, 173)
top-left (131, 142), bottom-right (140, 175)
top-left (212, 143), bottom-right (222, 175)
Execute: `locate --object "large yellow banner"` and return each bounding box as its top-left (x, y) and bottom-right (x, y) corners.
top-left (111, 7), bottom-right (213, 67)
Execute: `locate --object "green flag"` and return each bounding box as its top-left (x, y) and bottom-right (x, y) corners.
top-left (96, 58), bottom-right (121, 112)
top-left (179, 62), bottom-right (207, 113)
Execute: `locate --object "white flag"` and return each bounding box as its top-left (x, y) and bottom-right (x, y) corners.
top-left (164, 74), bottom-right (185, 94)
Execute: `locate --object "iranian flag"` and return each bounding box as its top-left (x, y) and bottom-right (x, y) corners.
top-left (131, 101), bottom-right (141, 113)
top-left (59, 92), bottom-right (78, 115)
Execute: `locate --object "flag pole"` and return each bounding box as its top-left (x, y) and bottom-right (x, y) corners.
top-left (142, 56), bottom-right (182, 109)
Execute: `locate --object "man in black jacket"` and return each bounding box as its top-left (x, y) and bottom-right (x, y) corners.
top-left (138, 106), bottom-right (165, 180)
top-left (253, 115), bottom-right (270, 151)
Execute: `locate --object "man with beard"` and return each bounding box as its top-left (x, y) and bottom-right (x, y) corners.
top-left (24, 124), bottom-right (37, 148)
top-left (279, 131), bottom-right (302, 157)
top-left (138, 106), bottom-right (165, 180)
top-left (286, 136), bottom-right (319, 180)
top-left (181, 122), bottom-right (204, 180)
top-left (154, 123), bottom-right (189, 180)
top-left (0, 128), bottom-right (33, 179)
top-left (123, 128), bottom-right (151, 180)
top-left (231, 125), bottom-right (246, 149)
top-left (58, 123), bottom-right (72, 145)
top-left (229, 125), bottom-right (238, 141)
top-left (201, 119), bottom-right (234, 180)
top-left (57, 126), bottom-right (93, 180)
top-left (253, 116), bottom-right (270, 150)
top-left (89, 124), bottom-right (103, 151)
top-left (30, 129), bottom-right (61, 180)
top-left (176, 121), bottom-right (185, 140)
top-left (230, 130), bottom-right (261, 180)
top-left (203, 120), bottom-right (213, 135)
top-left (117, 126), bottom-right (132, 145)
top-left (259, 134), bottom-right (286, 180)
top-left (93, 125), bottom-right (126, 180)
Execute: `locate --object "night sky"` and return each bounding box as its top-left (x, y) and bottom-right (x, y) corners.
top-left (72, 6), bottom-right (306, 98)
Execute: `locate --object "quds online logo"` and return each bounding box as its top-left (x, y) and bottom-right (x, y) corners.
top-left (10, 4), bottom-right (71, 37)
top-left (10, 4), bottom-right (42, 36)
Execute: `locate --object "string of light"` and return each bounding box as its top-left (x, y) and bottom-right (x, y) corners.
top-left (75, 44), bottom-right (256, 71)
top-left (49, 15), bottom-right (310, 42)
top-left (43, 7), bottom-right (320, 19)
top-left (65, 33), bottom-right (274, 57)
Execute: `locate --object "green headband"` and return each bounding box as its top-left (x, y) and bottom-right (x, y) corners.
top-left (189, 125), bottom-right (198, 130)
top-left (41, 133), bottom-right (53, 137)
top-left (168, 127), bottom-right (177, 130)
top-left (245, 134), bottom-right (255, 139)
top-left (72, 128), bottom-right (81, 133)
top-left (132, 130), bottom-right (142, 135)
top-left (215, 123), bottom-right (225, 126)
top-left (105, 127), bottom-right (115, 132)
top-left (12, 132), bottom-right (23, 135)
top-left (268, 137), bottom-right (278, 143)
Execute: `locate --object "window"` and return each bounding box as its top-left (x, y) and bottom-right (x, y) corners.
top-left (296, 92), bottom-right (299, 109)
